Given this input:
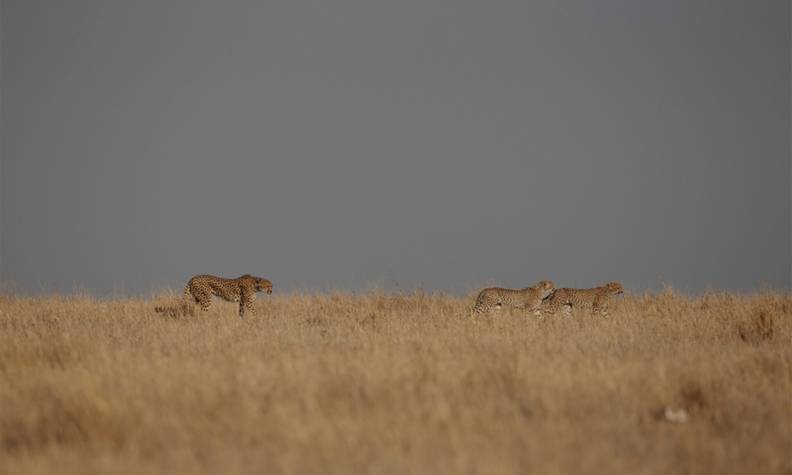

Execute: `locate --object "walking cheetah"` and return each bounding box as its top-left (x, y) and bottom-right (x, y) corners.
top-left (539, 281), bottom-right (624, 317)
top-left (156, 274), bottom-right (273, 318)
top-left (471, 280), bottom-right (555, 316)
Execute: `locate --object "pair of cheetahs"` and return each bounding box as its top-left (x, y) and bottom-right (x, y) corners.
top-left (155, 274), bottom-right (623, 319)
top-left (471, 280), bottom-right (624, 317)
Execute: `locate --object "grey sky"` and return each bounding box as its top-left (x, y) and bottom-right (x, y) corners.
top-left (1, 1), bottom-right (790, 295)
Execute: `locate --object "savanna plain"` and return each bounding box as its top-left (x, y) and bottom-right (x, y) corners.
top-left (0, 289), bottom-right (790, 475)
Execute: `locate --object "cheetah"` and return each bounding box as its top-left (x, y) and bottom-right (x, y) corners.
top-left (156, 274), bottom-right (273, 318)
top-left (539, 281), bottom-right (624, 317)
top-left (471, 280), bottom-right (555, 316)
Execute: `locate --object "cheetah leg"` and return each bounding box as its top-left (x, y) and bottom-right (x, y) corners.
top-left (471, 296), bottom-right (494, 317)
top-left (239, 290), bottom-right (256, 318)
top-left (535, 301), bottom-right (555, 318)
top-left (194, 293), bottom-right (212, 312)
top-left (592, 297), bottom-right (609, 317)
top-left (533, 302), bottom-right (551, 318)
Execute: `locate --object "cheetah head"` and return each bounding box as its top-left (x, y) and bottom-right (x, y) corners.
top-left (535, 280), bottom-right (555, 299)
top-left (605, 281), bottom-right (624, 295)
top-left (254, 277), bottom-right (273, 294)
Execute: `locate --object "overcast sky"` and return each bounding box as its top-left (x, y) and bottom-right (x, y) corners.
top-left (1, 1), bottom-right (790, 295)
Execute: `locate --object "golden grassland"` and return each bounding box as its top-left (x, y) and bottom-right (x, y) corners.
top-left (0, 289), bottom-right (790, 475)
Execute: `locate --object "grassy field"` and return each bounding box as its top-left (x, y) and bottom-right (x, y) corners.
top-left (0, 289), bottom-right (790, 475)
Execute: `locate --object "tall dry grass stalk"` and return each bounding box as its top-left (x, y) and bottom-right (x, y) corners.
top-left (1, 289), bottom-right (790, 474)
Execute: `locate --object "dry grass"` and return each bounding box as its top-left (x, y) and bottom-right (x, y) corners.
top-left (0, 289), bottom-right (791, 475)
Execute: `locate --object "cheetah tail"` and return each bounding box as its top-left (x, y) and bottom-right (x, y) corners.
top-left (154, 286), bottom-right (194, 314)
top-left (154, 300), bottom-right (196, 317)
top-left (154, 302), bottom-right (178, 313)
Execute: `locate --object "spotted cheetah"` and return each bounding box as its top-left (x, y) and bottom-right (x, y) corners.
top-left (156, 274), bottom-right (273, 318)
top-left (539, 281), bottom-right (624, 317)
top-left (471, 280), bottom-right (555, 316)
